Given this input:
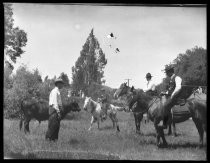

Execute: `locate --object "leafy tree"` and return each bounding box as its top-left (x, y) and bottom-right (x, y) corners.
top-left (155, 77), bottom-right (170, 94)
top-left (72, 28), bottom-right (107, 93)
top-left (4, 62), bottom-right (13, 89)
top-left (4, 3), bottom-right (27, 69)
top-left (171, 46), bottom-right (206, 86)
top-left (4, 65), bottom-right (42, 118)
top-left (59, 72), bottom-right (70, 87)
top-left (156, 46), bottom-right (206, 94)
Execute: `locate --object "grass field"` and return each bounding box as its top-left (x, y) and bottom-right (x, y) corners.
top-left (4, 105), bottom-right (207, 160)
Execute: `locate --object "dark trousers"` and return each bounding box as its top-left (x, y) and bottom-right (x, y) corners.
top-left (163, 91), bottom-right (181, 125)
top-left (45, 110), bottom-right (60, 141)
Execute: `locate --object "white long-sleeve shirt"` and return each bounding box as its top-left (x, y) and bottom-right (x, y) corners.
top-left (143, 79), bottom-right (156, 92)
top-left (170, 74), bottom-right (182, 98)
top-left (49, 87), bottom-right (62, 112)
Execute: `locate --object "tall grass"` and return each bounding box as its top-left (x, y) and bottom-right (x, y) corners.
top-left (4, 109), bottom-right (206, 160)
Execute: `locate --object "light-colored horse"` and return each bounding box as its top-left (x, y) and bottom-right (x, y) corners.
top-left (83, 96), bottom-right (122, 131)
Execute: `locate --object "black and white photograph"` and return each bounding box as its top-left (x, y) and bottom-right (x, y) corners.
top-left (4, 3), bottom-right (207, 160)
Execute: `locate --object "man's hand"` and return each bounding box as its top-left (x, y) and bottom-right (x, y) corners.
top-left (57, 111), bottom-right (62, 120)
top-left (160, 91), bottom-right (166, 96)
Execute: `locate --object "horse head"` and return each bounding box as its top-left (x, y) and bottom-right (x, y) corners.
top-left (114, 82), bottom-right (131, 99)
top-left (83, 96), bottom-right (91, 111)
top-left (69, 101), bottom-right (81, 112)
top-left (62, 100), bottom-right (81, 116)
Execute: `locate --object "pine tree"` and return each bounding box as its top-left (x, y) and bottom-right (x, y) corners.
top-left (72, 28), bottom-right (107, 92)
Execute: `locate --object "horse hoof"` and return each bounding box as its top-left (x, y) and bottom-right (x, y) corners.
top-left (157, 143), bottom-right (161, 148)
top-left (162, 142), bottom-right (168, 148)
top-left (117, 126), bottom-right (120, 132)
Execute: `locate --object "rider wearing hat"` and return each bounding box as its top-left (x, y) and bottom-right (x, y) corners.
top-left (143, 73), bottom-right (157, 96)
top-left (160, 65), bottom-right (182, 128)
top-left (46, 78), bottom-right (64, 141)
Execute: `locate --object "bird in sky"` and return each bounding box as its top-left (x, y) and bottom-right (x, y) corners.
top-left (107, 32), bottom-right (117, 39)
top-left (115, 48), bottom-right (120, 53)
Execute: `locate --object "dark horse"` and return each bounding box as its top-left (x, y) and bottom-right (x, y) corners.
top-left (20, 98), bottom-right (81, 134)
top-left (114, 83), bottom-right (206, 147)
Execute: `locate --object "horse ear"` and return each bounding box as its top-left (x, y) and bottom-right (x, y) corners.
top-left (131, 86), bottom-right (134, 92)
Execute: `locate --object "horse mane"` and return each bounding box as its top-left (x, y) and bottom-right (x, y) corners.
top-left (128, 89), bottom-right (153, 110)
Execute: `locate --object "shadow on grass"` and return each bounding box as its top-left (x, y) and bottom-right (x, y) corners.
top-left (166, 142), bottom-right (207, 149)
top-left (167, 132), bottom-right (182, 137)
top-left (68, 138), bottom-right (80, 146)
top-left (5, 150), bottom-right (120, 160)
top-left (100, 125), bottom-right (115, 130)
top-left (5, 151), bottom-right (37, 159)
top-left (143, 132), bottom-right (156, 137)
top-left (151, 142), bottom-right (207, 149)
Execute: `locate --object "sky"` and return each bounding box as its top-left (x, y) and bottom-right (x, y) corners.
top-left (10, 4), bottom-right (206, 89)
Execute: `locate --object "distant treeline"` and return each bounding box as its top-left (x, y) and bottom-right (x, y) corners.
top-left (155, 46), bottom-right (207, 94)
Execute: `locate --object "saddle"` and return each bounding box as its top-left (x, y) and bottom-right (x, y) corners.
top-left (175, 98), bottom-right (186, 106)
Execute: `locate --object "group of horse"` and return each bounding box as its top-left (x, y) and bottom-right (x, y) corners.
top-left (113, 82), bottom-right (206, 147)
top-left (19, 83), bottom-right (206, 148)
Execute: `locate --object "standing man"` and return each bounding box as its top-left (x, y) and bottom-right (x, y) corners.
top-left (143, 73), bottom-right (157, 96)
top-left (160, 65), bottom-right (182, 129)
top-left (46, 78), bottom-right (64, 141)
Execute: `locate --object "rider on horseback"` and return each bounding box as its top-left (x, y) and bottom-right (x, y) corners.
top-left (98, 88), bottom-right (110, 121)
top-left (160, 65), bottom-right (183, 129)
top-left (143, 73), bottom-right (157, 96)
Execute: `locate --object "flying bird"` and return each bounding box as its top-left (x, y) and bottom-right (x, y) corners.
top-left (115, 48), bottom-right (120, 53)
top-left (107, 33), bottom-right (117, 39)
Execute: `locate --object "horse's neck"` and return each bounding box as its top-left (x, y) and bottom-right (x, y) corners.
top-left (89, 99), bottom-right (97, 112)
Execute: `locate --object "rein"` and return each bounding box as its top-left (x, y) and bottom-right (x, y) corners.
top-left (125, 90), bottom-right (159, 114)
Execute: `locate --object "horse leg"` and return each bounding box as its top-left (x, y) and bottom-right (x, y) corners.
top-left (97, 119), bottom-right (100, 130)
top-left (88, 116), bottom-right (95, 131)
top-left (159, 128), bottom-right (168, 147)
top-left (134, 113), bottom-right (142, 134)
top-left (159, 127), bottom-right (168, 147)
top-left (192, 118), bottom-right (204, 147)
top-left (146, 113), bottom-right (150, 123)
top-left (19, 117), bottom-right (23, 131)
top-left (168, 123), bottom-right (172, 135)
top-left (154, 119), bottom-right (161, 147)
top-left (113, 114), bottom-right (120, 132)
top-left (24, 118), bottom-right (30, 134)
top-left (172, 122), bottom-right (177, 137)
top-left (109, 114), bottom-right (115, 128)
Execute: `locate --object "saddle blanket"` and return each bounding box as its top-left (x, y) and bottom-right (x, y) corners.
top-left (171, 104), bottom-right (191, 123)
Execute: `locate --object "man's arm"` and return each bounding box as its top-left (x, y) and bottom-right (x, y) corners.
top-left (52, 92), bottom-right (60, 113)
top-left (144, 82), bottom-right (156, 92)
top-left (171, 76), bottom-right (182, 98)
